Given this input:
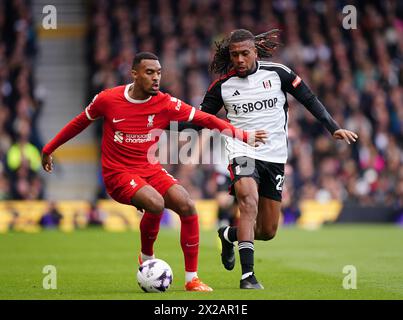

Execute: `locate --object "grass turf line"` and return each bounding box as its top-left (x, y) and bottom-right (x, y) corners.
top-left (0, 224), bottom-right (402, 300)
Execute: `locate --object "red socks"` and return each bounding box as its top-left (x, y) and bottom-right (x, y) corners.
top-left (180, 214), bottom-right (199, 272)
top-left (140, 212), bottom-right (200, 273)
top-left (139, 212), bottom-right (163, 256)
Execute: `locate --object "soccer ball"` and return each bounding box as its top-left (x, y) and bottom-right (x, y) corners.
top-left (137, 258), bottom-right (173, 292)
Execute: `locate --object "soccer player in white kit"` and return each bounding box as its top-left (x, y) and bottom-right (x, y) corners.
top-left (200, 29), bottom-right (358, 289)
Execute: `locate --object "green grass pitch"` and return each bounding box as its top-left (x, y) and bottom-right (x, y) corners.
top-left (1, 224), bottom-right (402, 300)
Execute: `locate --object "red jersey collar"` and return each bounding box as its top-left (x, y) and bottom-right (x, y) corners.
top-left (124, 84), bottom-right (152, 104)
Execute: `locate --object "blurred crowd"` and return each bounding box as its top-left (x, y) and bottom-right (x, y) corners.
top-left (0, 0), bottom-right (44, 201)
top-left (86, 0), bottom-right (403, 218)
top-left (1, 1), bottom-right (402, 222)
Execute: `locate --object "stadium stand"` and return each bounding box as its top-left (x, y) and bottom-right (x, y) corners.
top-left (86, 0), bottom-right (402, 214)
top-left (1, 0), bottom-right (402, 230)
top-left (0, 0), bottom-right (43, 200)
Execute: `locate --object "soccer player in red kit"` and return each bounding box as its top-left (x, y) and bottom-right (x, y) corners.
top-left (41, 52), bottom-right (267, 292)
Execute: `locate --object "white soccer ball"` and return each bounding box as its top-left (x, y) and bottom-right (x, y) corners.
top-left (137, 258), bottom-right (173, 293)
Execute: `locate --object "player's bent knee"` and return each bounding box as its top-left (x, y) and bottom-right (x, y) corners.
top-left (259, 231), bottom-right (276, 241)
top-left (145, 195), bottom-right (165, 214)
top-left (150, 200), bottom-right (165, 214)
top-left (256, 225), bottom-right (278, 241)
top-left (177, 198), bottom-right (196, 216)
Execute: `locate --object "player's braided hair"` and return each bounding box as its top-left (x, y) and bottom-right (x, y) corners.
top-left (209, 29), bottom-right (282, 75)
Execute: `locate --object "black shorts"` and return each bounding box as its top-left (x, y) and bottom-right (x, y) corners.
top-left (228, 156), bottom-right (285, 202)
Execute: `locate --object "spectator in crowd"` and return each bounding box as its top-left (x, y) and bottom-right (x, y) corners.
top-left (87, 202), bottom-right (106, 226)
top-left (6, 118), bottom-right (41, 173)
top-left (6, 117), bottom-right (43, 199)
top-left (39, 202), bottom-right (63, 229)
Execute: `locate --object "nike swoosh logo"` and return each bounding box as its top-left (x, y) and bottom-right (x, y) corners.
top-left (113, 118), bottom-right (125, 123)
top-left (185, 243), bottom-right (199, 247)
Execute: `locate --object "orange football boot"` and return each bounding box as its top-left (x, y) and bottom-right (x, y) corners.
top-left (185, 277), bottom-right (213, 292)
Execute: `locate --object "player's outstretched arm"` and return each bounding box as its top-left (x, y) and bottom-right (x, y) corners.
top-left (273, 65), bottom-right (347, 138)
top-left (332, 129), bottom-right (358, 145)
top-left (42, 153), bottom-right (53, 173)
top-left (191, 109), bottom-right (267, 146)
top-left (292, 84), bottom-right (358, 145)
top-left (168, 97), bottom-right (267, 146)
top-left (41, 111), bottom-right (93, 173)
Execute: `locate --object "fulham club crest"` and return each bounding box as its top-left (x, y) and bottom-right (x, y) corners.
top-left (263, 80), bottom-right (272, 89)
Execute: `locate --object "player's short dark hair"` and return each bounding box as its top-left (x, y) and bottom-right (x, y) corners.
top-left (229, 29), bottom-right (255, 44)
top-left (132, 52), bottom-right (159, 69)
top-left (210, 28), bottom-right (282, 75)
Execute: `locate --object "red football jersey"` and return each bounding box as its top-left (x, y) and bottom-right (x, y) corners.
top-left (86, 85), bottom-right (198, 175)
top-left (43, 84), bottom-right (249, 178)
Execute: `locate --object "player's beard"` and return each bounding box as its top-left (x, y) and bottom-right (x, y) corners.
top-left (236, 70), bottom-right (248, 78)
top-left (235, 61), bottom-right (257, 78)
top-left (236, 65), bottom-right (256, 78)
top-left (149, 88), bottom-right (159, 96)
top-left (149, 83), bottom-right (159, 95)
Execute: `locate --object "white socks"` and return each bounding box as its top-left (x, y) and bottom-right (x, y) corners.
top-left (185, 272), bottom-right (198, 283)
top-left (141, 253), bottom-right (155, 261)
top-left (241, 272), bottom-right (253, 280)
top-left (223, 226), bottom-right (233, 243)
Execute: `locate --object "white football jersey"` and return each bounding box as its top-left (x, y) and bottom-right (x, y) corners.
top-left (200, 61), bottom-right (339, 164)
